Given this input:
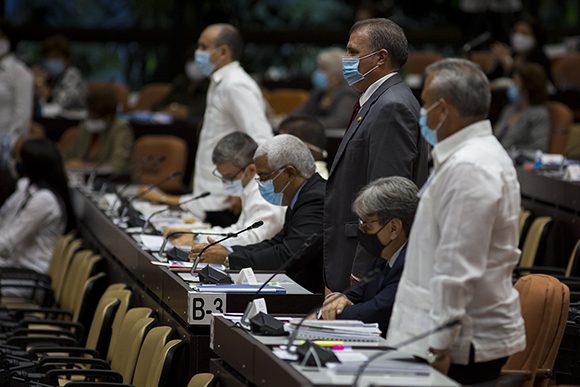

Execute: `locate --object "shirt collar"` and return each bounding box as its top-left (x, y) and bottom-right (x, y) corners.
top-left (211, 61), bottom-right (240, 84)
top-left (388, 241), bottom-right (406, 268)
top-left (289, 180), bottom-right (307, 210)
top-left (359, 71), bottom-right (397, 106)
top-left (432, 119), bottom-right (493, 170)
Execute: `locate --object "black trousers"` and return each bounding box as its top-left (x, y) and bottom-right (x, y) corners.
top-left (447, 346), bottom-right (507, 385)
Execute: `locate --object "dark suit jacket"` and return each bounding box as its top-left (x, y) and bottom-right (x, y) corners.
top-left (338, 245), bottom-right (406, 336)
top-left (323, 73), bottom-right (427, 291)
top-left (229, 174), bottom-right (325, 293)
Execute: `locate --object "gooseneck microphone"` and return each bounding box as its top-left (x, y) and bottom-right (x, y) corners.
top-left (159, 228), bottom-right (236, 257)
top-left (462, 31), bottom-right (491, 54)
top-left (190, 220), bottom-right (264, 274)
top-left (255, 233), bottom-right (320, 295)
top-left (352, 318), bottom-right (462, 386)
top-left (98, 154), bottom-right (154, 196)
top-left (142, 191), bottom-right (210, 231)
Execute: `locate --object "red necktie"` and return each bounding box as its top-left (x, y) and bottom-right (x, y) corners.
top-left (348, 100), bottom-right (361, 127)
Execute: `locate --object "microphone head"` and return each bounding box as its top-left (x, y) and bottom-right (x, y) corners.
top-left (251, 220), bottom-right (264, 229)
top-left (199, 191), bottom-right (210, 198)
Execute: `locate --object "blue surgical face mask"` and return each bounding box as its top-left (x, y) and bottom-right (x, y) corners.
top-left (257, 169), bottom-right (292, 206)
top-left (419, 100), bottom-right (444, 147)
top-left (194, 50), bottom-right (215, 77)
top-left (507, 85), bottom-right (519, 104)
top-left (341, 51), bottom-right (379, 86)
top-left (43, 58), bottom-right (66, 77)
top-left (312, 69), bottom-right (328, 91)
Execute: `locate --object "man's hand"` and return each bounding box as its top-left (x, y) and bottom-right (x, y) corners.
top-left (225, 195), bottom-right (242, 216)
top-left (429, 348), bottom-right (451, 375)
top-left (321, 293), bottom-right (353, 320)
top-left (138, 186), bottom-right (165, 203)
top-left (188, 237), bottom-right (229, 264)
top-left (171, 234), bottom-right (195, 247)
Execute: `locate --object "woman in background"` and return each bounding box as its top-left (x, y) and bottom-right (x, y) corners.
top-left (0, 138), bottom-right (75, 273)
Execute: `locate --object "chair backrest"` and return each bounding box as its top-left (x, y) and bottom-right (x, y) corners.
top-left (150, 339), bottom-right (183, 387)
top-left (87, 81), bottom-right (130, 112)
top-left (405, 51), bottom-right (445, 74)
top-left (107, 307), bottom-right (153, 362)
top-left (188, 373), bottom-right (215, 387)
top-left (503, 275), bottom-right (570, 387)
top-left (132, 83), bottom-right (171, 111)
top-left (546, 101), bottom-right (573, 154)
top-left (48, 233), bottom-right (75, 279)
top-left (519, 216), bottom-right (552, 267)
top-left (59, 251), bottom-right (101, 317)
top-left (52, 238), bottom-right (83, 301)
top-left (518, 209), bottom-right (532, 247)
top-left (264, 88), bottom-right (309, 115)
top-left (109, 308), bottom-right (155, 383)
top-left (132, 326), bottom-right (172, 387)
top-left (133, 135), bottom-right (187, 193)
top-left (565, 239), bottom-right (580, 277)
top-left (57, 126), bottom-right (79, 154)
top-left (552, 53), bottom-right (580, 91)
top-left (565, 123), bottom-right (580, 161)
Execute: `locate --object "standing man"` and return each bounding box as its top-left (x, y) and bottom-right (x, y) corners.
top-left (387, 59), bottom-right (526, 385)
top-left (324, 18), bottom-right (428, 292)
top-left (186, 24), bottom-right (272, 226)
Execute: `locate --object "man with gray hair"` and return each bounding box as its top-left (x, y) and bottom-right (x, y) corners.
top-left (387, 58), bottom-right (525, 384)
top-left (189, 134), bottom-right (325, 292)
top-left (324, 18), bottom-right (428, 293)
top-left (319, 176), bottom-right (418, 336)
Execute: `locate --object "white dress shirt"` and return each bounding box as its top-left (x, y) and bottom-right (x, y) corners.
top-left (359, 71), bottom-right (397, 106)
top-left (186, 178), bottom-right (285, 246)
top-left (386, 120), bottom-right (526, 365)
top-left (0, 178), bottom-right (65, 273)
top-left (185, 61), bottom-right (273, 218)
top-left (0, 54), bottom-right (33, 140)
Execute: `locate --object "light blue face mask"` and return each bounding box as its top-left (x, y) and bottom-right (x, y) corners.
top-left (341, 51), bottom-right (379, 86)
top-left (257, 169), bottom-right (292, 206)
top-left (506, 85), bottom-right (519, 104)
top-left (419, 100), bottom-right (444, 147)
top-left (312, 69), bottom-right (328, 90)
top-left (194, 50), bottom-right (215, 77)
top-left (43, 58), bottom-right (66, 77)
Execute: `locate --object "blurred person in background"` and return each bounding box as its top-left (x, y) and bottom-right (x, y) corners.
top-left (152, 47), bottom-right (209, 121)
top-left (0, 138), bottom-right (75, 274)
top-left (494, 63), bottom-right (550, 152)
top-left (34, 34), bottom-right (87, 111)
top-left (277, 115), bottom-right (329, 179)
top-left (488, 18), bottom-right (552, 83)
top-left (292, 48), bottom-right (358, 129)
top-left (62, 86), bottom-right (134, 174)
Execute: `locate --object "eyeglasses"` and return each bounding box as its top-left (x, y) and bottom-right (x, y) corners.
top-left (358, 218), bottom-right (390, 233)
top-left (254, 166), bottom-right (286, 184)
top-left (212, 166), bottom-right (246, 183)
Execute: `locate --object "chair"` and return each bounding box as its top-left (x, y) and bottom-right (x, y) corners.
top-left (552, 53), bottom-right (580, 91)
top-left (546, 102), bottom-right (573, 154)
top-left (133, 135), bottom-right (187, 193)
top-left (188, 373), bottom-right (215, 387)
top-left (264, 89), bottom-right (309, 115)
top-left (58, 126), bottom-right (80, 153)
top-left (131, 83), bottom-right (171, 111)
top-left (519, 217), bottom-right (552, 268)
top-left (405, 51), bottom-right (444, 74)
top-left (519, 209), bottom-right (532, 248)
top-left (88, 81), bottom-right (130, 112)
top-left (502, 275), bottom-right (570, 387)
top-left (468, 51), bottom-right (494, 73)
top-left (565, 123), bottom-right (580, 160)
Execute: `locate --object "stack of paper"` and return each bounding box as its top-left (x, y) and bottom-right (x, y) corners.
top-left (286, 320), bottom-right (382, 342)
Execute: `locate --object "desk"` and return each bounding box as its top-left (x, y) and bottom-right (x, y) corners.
top-left (210, 316), bottom-right (459, 387)
top-left (517, 169), bottom-right (580, 267)
top-left (39, 117), bottom-right (199, 188)
top-left (73, 190), bottom-right (322, 384)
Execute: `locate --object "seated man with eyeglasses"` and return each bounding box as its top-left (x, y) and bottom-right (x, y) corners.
top-left (166, 132), bottom-right (285, 247)
top-left (319, 176), bottom-right (418, 336)
top-left (189, 134), bottom-right (326, 293)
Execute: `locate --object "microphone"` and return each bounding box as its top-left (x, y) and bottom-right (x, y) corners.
top-left (352, 318), bottom-right (462, 386)
top-left (86, 158), bottom-right (110, 191)
top-left (255, 233), bottom-right (320, 295)
top-left (462, 31), bottom-right (492, 53)
top-left (118, 171), bottom-right (183, 217)
top-left (190, 220), bottom-right (264, 274)
top-left (159, 229), bottom-right (238, 258)
top-left (98, 154), bottom-right (154, 196)
top-left (142, 191), bottom-right (210, 231)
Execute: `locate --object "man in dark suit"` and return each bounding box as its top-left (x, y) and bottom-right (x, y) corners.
top-left (320, 176), bottom-right (418, 336)
top-left (324, 18), bottom-right (428, 292)
top-left (189, 134), bottom-right (325, 293)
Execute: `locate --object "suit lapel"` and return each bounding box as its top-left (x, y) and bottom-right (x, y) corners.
top-left (328, 74), bottom-right (404, 177)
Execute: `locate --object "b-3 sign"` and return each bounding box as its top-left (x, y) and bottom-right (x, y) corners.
top-left (188, 293), bottom-right (226, 325)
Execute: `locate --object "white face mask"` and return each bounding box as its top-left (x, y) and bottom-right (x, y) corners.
top-left (0, 40), bottom-right (9, 56)
top-left (222, 179), bottom-right (244, 196)
top-left (185, 61), bottom-right (206, 81)
top-left (511, 33), bottom-right (536, 53)
top-left (85, 119), bottom-right (107, 133)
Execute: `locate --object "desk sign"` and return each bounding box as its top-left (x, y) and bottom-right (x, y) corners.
top-left (188, 293), bottom-right (227, 325)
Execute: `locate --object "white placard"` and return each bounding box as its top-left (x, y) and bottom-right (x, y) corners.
top-left (188, 293), bottom-right (227, 325)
